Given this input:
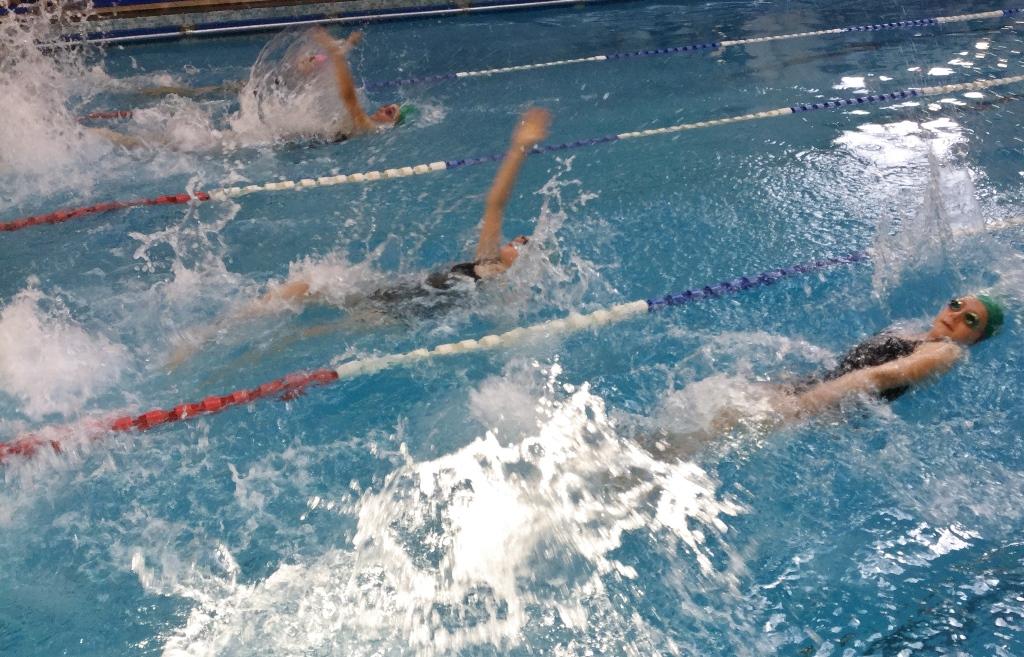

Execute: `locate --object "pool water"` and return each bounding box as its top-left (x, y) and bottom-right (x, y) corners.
top-left (2, 1), bottom-right (1024, 655)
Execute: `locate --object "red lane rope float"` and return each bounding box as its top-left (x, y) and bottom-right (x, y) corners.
top-left (0, 191), bottom-right (211, 233)
top-left (79, 109), bottom-right (134, 121)
top-left (0, 367), bottom-right (338, 465)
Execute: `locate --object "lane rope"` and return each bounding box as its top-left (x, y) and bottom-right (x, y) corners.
top-left (366, 7), bottom-right (1022, 89)
top-left (76, 5), bottom-right (1024, 113)
top-left (0, 250), bottom-right (869, 465)
top-left (5, 212), bottom-right (1024, 465)
top-left (12, 73), bottom-right (1024, 234)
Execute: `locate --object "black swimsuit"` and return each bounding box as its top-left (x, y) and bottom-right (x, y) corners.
top-left (360, 262), bottom-right (480, 322)
top-left (795, 331), bottom-right (923, 401)
top-left (823, 332), bottom-right (923, 401)
top-left (423, 261), bottom-right (481, 290)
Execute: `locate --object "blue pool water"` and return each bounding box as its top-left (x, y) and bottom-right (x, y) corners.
top-left (2, 1), bottom-right (1024, 655)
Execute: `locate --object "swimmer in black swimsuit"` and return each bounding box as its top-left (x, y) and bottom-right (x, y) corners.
top-left (258, 107), bottom-right (549, 308)
top-left (786, 294), bottom-right (1005, 414)
top-left (645, 295), bottom-right (1007, 459)
top-left (168, 107), bottom-right (550, 364)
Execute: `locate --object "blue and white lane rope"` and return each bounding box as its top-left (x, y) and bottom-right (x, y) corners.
top-left (362, 7), bottom-right (1024, 91)
top-left (330, 254), bottom-right (868, 379)
top-left (207, 74), bottom-right (1024, 202)
top-left (331, 212), bottom-right (1024, 378)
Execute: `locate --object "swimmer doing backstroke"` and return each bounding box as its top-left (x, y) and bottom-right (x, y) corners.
top-left (650, 294), bottom-right (1008, 458)
top-left (169, 107), bottom-right (551, 364)
top-left (91, 26), bottom-right (406, 148)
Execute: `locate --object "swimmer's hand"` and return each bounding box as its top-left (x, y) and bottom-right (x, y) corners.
top-left (311, 26), bottom-right (342, 52)
top-left (345, 31), bottom-right (364, 48)
top-left (512, 107), bottom-right (551, 150)
top-left (311, 26), bottom-right (362, 54)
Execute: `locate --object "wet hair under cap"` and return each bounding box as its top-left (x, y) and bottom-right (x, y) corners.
top-left (975, 294), bottom-right (1005, 340)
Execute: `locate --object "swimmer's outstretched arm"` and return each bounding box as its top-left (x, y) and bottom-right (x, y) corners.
top-left (311, 27), bottom-right (374, 133)
top-left (784, 341), bottom-right (963, 418)
top-left (475, 107), bottom-right (551, 262)
top-left (167, 279), bottom-right (320, 367)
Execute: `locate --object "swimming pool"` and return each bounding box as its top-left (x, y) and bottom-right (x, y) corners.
top-left (2, 0), bottom-right (1024, 654)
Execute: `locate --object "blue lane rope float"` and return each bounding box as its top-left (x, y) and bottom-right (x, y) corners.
top-left (9, 72), bottom-right (1024, 233)
top-left (329, 253), bottom-right (870, 378)
top-left (65, 5), bottom-right (1024, 69)
top-left (73, 5), bottom-right (1024, 108)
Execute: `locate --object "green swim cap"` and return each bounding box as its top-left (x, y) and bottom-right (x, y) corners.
top-left (976, 294), bottom-right (1005, 339)
top-left (396, 104), bottom-right (417, 126)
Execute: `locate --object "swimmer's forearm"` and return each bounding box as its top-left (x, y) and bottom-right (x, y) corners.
top-left (870, 341), bottom-right (962, 389)
top-left (788, 342), bottom-right (962, 417)
top-left (476, 144), bottom-right (527, 260)
top-left (313, 28), bottom-right (372, 130)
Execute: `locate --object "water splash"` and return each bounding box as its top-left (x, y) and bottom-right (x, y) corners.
top-left (0, 283), bottom-right (129, 421)
top-left (231, 28), bottom-right (360, 144)
top-left (871, 148), bottom-right (985, 298)
top-left (0, 4), bottom-right (116, 205)
top-left (142, 365), bottom-right (742, 656)
top-left (465, 156), bottom-right (610, 325)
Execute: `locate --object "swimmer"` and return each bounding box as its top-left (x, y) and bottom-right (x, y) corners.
top-left (169, 107), bottom-right (550, 365)
top-left (308, 27), bottom-right (404, 136)
top-left (780, 294), bottom-right (1005, 416)
top-left (91, 27), bottom-right (402, 148)
top-left (648, 294), bottom-right (1007, 458)
top-left (260, 107), bottom-right (549, 307)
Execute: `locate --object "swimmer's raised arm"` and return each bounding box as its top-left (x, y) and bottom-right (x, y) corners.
top-left (787, 340), bottom-right (963, 418)
top-left (310, 27), bottom-right (374, 133)
top-left (475, 108), bottom-right (550, 263)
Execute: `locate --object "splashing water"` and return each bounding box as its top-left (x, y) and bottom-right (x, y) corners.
top-left (0, 284), bottom-right (129, 422)
top-left (231, 28), bottom-right (359, 144)
top-left (466, 156), bottom-right (610, 325)
top-left (135, 364), bottom-right (742, 656)
top-left (0, 6), bottom-right (118, 204)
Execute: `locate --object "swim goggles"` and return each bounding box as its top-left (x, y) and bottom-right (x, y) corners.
top-left (948, 298), bottom-right (981, 329)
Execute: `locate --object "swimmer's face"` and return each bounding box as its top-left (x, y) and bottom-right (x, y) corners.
top-left (498, 235), bottom-right (529, 268)
top-left (371, 103), bottom-right (400, 126)
top-left (932, 296), bottom-right (988, 344)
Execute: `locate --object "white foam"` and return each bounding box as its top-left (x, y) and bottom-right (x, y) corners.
top-left (146, 367), bottom-right (743, 656)
top-left (833, 76), bottom-right (867, 91)
top-left (0, 286), bottom-right (129, 420)
top-left (0, 13), bottom-right (116, 205)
